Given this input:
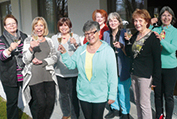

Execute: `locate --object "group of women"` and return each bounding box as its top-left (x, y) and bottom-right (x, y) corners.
top-left (0, 6), bottom-right (176, 119)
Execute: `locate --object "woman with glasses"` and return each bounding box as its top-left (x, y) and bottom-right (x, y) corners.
top-left (51, 17), bottom-right (80, 119)
top-left (150, 6), bottom-right (177, 119)
top-left (59, 20), bottom-right (118, 119)
top-left (0, 14), bottom-right (27, 119)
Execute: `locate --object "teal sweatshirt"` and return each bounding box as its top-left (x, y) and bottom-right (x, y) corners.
top-left (150, 25), bottom-right (177, 68)
top-left (61, 40), bottom-right (118, 103)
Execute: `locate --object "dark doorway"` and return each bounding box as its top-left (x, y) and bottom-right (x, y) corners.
top-left (148, 0), bottom-right (177, 28)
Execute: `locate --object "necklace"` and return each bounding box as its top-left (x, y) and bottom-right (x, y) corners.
top-left (39, 37), bottom-right (45, 42)
top-left (137, 29), bottom-right (150, 41)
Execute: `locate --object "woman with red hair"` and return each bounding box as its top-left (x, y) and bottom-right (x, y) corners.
top-left (83, 9), bottom-right (109, 44)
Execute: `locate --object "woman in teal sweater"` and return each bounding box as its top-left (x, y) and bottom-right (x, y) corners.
top-left (59, 20), bottom-right (118, 119)
top-left (150, 6), bottom-right (177, 119)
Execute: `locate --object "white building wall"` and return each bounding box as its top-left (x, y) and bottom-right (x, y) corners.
top-left (11, 0), bottom-right (38, 35)
top-left (68, 0), bottom-right (107, 36)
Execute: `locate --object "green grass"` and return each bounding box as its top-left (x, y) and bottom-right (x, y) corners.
top-left (0, 96), bottom-right (32, 119)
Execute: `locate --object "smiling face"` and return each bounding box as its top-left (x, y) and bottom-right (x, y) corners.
top-left (95, 12), bottom-right (105, 26)
top-left (85, 28), bottom-right (99, 45)
top-left (161, 11), bottom-right (172, 26)
top-left (133, 17), bottom-right (148, 32)
top-left (4, 18), bottom-right (17, 35)
top-left (59, 22), bottom-right (70, 34)
top-left (33, 20), bottom-right (45, 37)
top-left (109, 17), bottom-right (120, 30)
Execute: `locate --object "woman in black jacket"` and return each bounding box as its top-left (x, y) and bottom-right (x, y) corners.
top-left (125, 9), bottom-right (161, 119)
top-left (0, 14), bottom-right (27, 119)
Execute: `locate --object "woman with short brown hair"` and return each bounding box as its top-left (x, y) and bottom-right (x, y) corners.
top-left (125, 9), bottom-right (161, 119)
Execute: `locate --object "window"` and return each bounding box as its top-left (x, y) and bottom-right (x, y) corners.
top-left (0, 1), bottom-right (11, 34)
top-left (107, 0), bottom-right (146, 28)
top-left (37, 0), bottom-right (68, 35)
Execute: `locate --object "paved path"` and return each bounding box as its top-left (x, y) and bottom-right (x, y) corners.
top-left (1, 81), bottom-right (177, 119)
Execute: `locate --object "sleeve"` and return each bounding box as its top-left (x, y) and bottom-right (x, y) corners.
top-left (22, 37), bottom-right (34, 65)
top-left (0, 38), bottom-right (11, 61)
top-left (61, 47), bottom-right (80, 70)
top-left (151, 35), bottom-right (161, 86)
top-left (73, 34), bottom-right (81, 45)
top-left (160, 30), bottom-right (177, 54)
top-left (106, 47), bottom-right (118, 100)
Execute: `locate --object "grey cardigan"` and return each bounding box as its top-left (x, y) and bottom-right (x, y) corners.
top-left (22, 37), bottom-right (58, 106)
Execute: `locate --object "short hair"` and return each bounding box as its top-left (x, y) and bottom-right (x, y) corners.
top-left (3, 14), bottom-right (18, 26)
top-left (31, 17), bottom-right (49, 36)
top-left (83, 20), bottom-right (100, 33)
top-left (57, 17), bottom-right (72, 32)
top-left (132, 9), bottom-right (151, 28)
top-left (92, 9), bottom-right (108, 24)
top-left (107, 12), bottom-right (123, 29)
top-left (159, 6), bottom-right (176, 25)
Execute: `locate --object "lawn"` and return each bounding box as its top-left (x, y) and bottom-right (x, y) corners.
top-left (0, 96), bottom-right (32, 119)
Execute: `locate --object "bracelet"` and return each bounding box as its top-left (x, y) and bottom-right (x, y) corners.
top-left (8, 47), bottom-right (12, 52)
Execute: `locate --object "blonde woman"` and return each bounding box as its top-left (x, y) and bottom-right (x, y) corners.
top-left (22, 17), bottom-right (57, 119)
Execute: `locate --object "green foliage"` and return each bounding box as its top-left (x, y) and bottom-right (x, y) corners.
top-left (0, 96), bottom-right (32, 119)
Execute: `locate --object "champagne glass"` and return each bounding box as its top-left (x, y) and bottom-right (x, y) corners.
top-left (126, 28), bottom-right (132, 45)
top-left (70, 32), bottom-right (73, 37)
top-left (14, 39), bottom-right (19, 43)
top-left (57, 37), bottom-right (62, 44)
top-left (14, 33), bottom-right (19, 51)
top-left (113, 39), bottom-right (118, 54)
top-left (154, 8), bottom-right (159, 26)
top-left (33, 33), bottom-right (38, 41)
top-left (14, 33), bottom-right (19, 43)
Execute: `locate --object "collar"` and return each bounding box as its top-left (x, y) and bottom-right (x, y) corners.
top-left (162, 24), bottom-right (171, 31)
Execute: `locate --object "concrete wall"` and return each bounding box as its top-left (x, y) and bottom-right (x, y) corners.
top-left (11, 0), bottom-right (38, 35)
top-left (68, 0), bottom-right (107, 36)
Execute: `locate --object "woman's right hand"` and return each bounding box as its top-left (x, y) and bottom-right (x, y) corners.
top-left (151, 18), bottom-right (158, 25)
top-left (58, 44), bottom-right (66, 54)
top-left (10, 42), bottom-right (19, 51)
top-left (30, 40), bottom-right (40, 49)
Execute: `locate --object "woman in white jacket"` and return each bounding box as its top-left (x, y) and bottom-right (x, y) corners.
top-left (22, 17), bottom-right (57, 119)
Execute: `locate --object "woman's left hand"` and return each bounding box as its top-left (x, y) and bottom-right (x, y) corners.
top-left (154, 32), bottom-right (162, 41)
top-left (32, 57), bottom-right (43, 65)
top-left (108, 99), bottom-right (115, 105)
top-left (113, 41), bottom-right (124, 49)
top-left (70, 37), bottom-right (76, 44)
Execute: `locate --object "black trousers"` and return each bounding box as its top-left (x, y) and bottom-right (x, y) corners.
top-left (57, 76), bottom-right (80, 118)
top-left (2, 82), bottom-right (22, 119)
top-left (29, 81), bottom-right (55, 119)
top-left (80, 100), bottom-right (106, 119)
top-left (154, 68), bottom-right (177, 119)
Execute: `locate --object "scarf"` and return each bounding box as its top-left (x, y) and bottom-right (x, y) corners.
top-left (3, 29), bottom-right (25, 69)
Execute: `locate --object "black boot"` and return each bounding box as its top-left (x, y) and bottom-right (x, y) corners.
top-left (120, 114), bottom-right (130, 119)
top-left (105, 109), bottom-right (121, 118)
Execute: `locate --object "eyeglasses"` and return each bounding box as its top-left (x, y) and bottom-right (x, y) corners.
top-left (84, 30), bottom-right (97, 36)
top-left (6, 22), bottom-right (16, 27)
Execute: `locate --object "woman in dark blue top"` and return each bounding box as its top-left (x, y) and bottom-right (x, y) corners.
top-left (103, 12), bottom-right (131, 119)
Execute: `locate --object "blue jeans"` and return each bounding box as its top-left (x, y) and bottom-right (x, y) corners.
top-left (111, 77), bottom-right (131, 114)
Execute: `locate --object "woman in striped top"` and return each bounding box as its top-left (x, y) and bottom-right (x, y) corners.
top-left (0, 14), bottom-right (27, 119)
